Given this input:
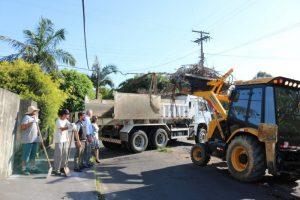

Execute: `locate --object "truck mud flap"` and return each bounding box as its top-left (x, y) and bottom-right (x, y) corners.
top-left (100, 137), bottom-right (122, 144)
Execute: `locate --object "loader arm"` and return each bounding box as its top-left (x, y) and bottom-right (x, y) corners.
top-left (192, 68), bottom-right (234, 141)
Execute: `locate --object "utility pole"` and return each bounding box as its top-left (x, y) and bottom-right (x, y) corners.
top-left (192, 30), bottom-right (210, 67)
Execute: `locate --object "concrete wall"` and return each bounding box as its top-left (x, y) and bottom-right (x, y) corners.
top-left (0, 88), bottom-right (20, 179)
top-left (0, 88), bottom-right (37, 179)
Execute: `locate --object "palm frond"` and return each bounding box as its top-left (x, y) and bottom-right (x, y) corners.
top-left (47, 28), bottom-right (65, 48)
top-left (100, 77), bottom-right (114, 88)
top-left (53, 49), bottom-right (76, 66)
top-left (0, 35), bottom-right (26, 50)
top-left (102, 64), bottom-right (118, 76)
top-left (0, 53), bottom-right (21, 62)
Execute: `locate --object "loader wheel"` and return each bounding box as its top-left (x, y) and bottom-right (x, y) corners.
top-left (191, 143), bottom-right (210, 166)
top-left (226, 135), bottom-right (266, 182)
top-left (151, 128), bottom-right (168, 149)
top-left (195, 128), bottom-right (207, 144)
top-left (129, 130), bottom-right (148, 153)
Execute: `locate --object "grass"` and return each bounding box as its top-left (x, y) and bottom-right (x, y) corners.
top-left (157, 147), bottom-right (172, 153)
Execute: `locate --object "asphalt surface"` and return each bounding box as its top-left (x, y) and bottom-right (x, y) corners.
top-left (95, 139), bottom-right (300, 200)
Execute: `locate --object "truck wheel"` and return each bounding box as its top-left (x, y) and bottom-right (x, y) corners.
top-left (191, 143), bottom-right (210, 166)
top-left (129, 130), bottom-right (148, 153)
top-left (102, 140), bottom-right (121, 150)
top-left (151, 128), bottom-right (168, 149)
top-left (226, 135), bottom-right (266, 182)
top-left (195, 128), bottom-right (207, 144)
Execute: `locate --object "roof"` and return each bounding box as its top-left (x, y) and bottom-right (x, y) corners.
top-left (235, 77), bottom-right (274, 85)
top-left (235, 77), bottom-right (300, 88)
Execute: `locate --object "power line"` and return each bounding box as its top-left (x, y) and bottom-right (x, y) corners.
top-left (211, 20), bottom-right (300, 56)
top-left (57, 64), bottom-right (93, 71)
top-left (81, 0), bottom-right (90, 70)
top-left (208, 0), bottom-right (258, 32)
top-left (206, 53), bottom-right (300, 60)
top-left (126, 50), bottom-right (199, 72)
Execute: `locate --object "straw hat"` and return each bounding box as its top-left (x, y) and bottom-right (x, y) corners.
top-left (25, 105), bottom-right (40, 114)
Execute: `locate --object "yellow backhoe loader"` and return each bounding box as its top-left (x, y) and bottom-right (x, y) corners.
top-left (191, 68), bottom-right (300, 182)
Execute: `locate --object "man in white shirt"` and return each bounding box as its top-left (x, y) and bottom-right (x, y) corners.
top-left (83, 109), bottom-right (94, 167)
top-left (52, 109), bottom-right (71, 175)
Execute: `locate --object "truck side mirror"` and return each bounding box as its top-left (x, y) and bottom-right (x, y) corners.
top-left (199, 101), bottom-right (207, 111)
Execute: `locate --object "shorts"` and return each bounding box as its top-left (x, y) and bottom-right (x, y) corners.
top-left (22, 143), bottom-right (38, 161)
top-left (91, 138), bottom-right (100, 149)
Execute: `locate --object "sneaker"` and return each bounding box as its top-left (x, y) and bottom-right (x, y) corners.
top-left (74, 168), bottom-right (82, 172)
top-left (51, 170), bottom-right (62, 176)
top-left (87, 162), bottom-right (94, 167)
top-left (30, 167), bottom-right (42, 174)
top-left (21, 169), bottom-right (30, 175)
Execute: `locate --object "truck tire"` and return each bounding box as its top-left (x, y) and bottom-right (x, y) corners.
top-left (102, 140), bottom-right (121, 150)
top-left (151, 128), bottom-right (168, 149)
top-left (195, 128), bottom-right (207, 144)
top-left (226, 135), bottom-right (266, 182)
top-left (191, 143), bottom-right (211, 166)
top-left (129, 130), bottom-right (148, 153)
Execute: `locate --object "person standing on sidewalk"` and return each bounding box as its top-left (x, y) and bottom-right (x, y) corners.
top-left (74, 112), bottom-right (86, 172)
top-left (83, 109), bottom-right (94, 167)
top-left (52, 109), bottom-right (70, 175)
top-left (91, 116), bottom-right (101, 163)
top-left (20, 105), bottom-right (41, 175)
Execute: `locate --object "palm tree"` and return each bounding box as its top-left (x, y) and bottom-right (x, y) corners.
top-left (0, 17), bottom-right (75, 73)
top-left (91, 56), bottom-right (118, 99)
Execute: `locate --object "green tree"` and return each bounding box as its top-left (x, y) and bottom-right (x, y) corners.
top-left (90, 56), bottom-right (118, 99)
top-left (253, 71), bottom-right (272, 79)
top-left (99, 87), bottom-right (114, 99)
top-left (0, 59), bottom-right (66, 138)
top-left (0, 17), bottom-right (75, 73)
top-left (60, 69), bottom-right (94, 112)
top-left (118, 74), bottom-right (170, 93)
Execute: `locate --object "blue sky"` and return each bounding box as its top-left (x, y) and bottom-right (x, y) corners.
top-left (1, 0), bottom-right (300, 87)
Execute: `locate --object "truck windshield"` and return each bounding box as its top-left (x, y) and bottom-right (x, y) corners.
top-left (275, 86), bottom-right (300, 136)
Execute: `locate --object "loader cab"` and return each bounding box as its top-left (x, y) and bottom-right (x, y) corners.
top-left (228, 77), bottom-right (300, 149)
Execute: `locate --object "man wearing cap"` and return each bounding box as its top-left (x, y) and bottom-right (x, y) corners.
top-left (52, 109), bottom-right (71, 175)
top-left (20, 105), bottom-right (40, 175)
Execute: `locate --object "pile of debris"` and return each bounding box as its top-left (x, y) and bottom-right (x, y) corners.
top-left (169, 64), bottom-right (220, 93)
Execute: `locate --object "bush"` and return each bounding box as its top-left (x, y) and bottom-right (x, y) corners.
top-left (60, 69), bottom-right (95, 112)
top-left (0, 60), bottom-right (66, 139)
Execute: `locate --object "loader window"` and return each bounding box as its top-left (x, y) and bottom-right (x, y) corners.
top-left (264, 86), bottom-right (276, 124)
top-left (275, 86), bottom-right (300, 135)
top-left (229, 89), bottom-right (250, 121)
top-left (247, 88), bottom-right (262, 125)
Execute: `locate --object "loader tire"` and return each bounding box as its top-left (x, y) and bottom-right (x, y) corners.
top-left (226, 135), bottom-right (266, 182)
top-left (129, 130), bottom-right (148, 153)
top-left (191, 143), bottom-right (210, 166)
top-left (151, 128), bottom-right (168, 149)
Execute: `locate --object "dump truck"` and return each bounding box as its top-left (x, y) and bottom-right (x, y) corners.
top-left (85, 92), bottom-right (212, 153)
top-left (190, 68), bottom-right (300, 182)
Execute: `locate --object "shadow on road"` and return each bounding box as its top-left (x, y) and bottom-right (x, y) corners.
top-left (95, 154), bottom-right (300, 200)
top-left (99, 139), bottom-right (194, 160)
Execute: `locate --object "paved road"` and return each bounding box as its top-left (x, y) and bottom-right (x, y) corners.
top-left (95, 139), bottom-right (300, 200)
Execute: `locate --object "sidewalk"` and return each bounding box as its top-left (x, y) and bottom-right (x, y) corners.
top-left (0, 168), bottom-right (98, 200)
top-left (0, 141), bottom-right (99, 200)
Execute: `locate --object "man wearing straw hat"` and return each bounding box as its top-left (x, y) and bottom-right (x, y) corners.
top-left (20, 105), bottom-right (40, 175)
